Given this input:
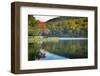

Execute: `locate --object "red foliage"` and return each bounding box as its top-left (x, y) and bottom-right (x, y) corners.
top-left (38, 21), bottom-right (47, 31)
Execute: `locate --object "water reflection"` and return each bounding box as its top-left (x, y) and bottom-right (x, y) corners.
top-left (28, 39), bottom-right (88, 61)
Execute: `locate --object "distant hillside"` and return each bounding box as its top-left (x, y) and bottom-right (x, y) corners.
top-left (46, 16), bottom-right (88, 37)
top-left (46, 16), bottom-right (86, 23)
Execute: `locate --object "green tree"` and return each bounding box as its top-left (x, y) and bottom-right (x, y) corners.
top-left (28, 15), bottom-right (41, 36)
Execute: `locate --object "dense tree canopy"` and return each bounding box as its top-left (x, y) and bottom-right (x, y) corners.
top-left (28, 15), bottom-right (88, 37)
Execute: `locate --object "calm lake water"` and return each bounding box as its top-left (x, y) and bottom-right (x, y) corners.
top-left (28, 39), bottom-right (88, 61)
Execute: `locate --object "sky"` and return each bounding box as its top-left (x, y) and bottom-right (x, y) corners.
top-left (33, 15), bottom-right (58, 22)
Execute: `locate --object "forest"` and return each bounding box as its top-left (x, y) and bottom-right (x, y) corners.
top-left (28, 15), bottom-right (88, 37)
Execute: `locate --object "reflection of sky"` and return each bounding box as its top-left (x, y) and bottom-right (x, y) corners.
top-left (33, 15), bottom-right (58, 22)
top-left (39, 49), bottom-right (67, 60)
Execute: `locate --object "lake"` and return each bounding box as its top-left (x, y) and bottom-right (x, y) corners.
top-left (28, 38), bottom-right (88, 61)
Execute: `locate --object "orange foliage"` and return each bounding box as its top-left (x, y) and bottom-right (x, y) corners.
top-left (38, 21), bottom-right (47, 31)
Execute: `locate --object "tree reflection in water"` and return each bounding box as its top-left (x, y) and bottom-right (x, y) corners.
top-left (28, 39), bottom-right (88, 61)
